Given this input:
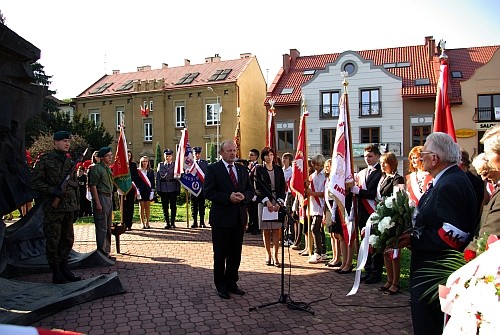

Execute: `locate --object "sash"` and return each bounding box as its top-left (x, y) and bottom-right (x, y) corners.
top-left (309, 175), bottom-right (323, 209)
top-left (357, 169), bottom-right (376, 214)
top-left (138, 169), bottom-right (151, 188)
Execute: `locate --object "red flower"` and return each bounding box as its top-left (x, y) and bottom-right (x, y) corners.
top-left (464, 249), bottom-right (476, 262)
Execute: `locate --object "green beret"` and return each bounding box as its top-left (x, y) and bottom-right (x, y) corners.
top-left (97, 146), bottom-right (112, 157)
top-left (53, 131), bottom-right (71, 141)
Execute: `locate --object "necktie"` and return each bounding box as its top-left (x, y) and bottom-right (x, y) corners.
top-left (228, 164), bottom-right (238, 188)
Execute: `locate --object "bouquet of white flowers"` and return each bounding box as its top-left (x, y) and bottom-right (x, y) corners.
top-left (368, 190), bottom-right (414, 254)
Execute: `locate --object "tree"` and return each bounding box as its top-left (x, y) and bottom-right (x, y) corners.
top-left (29, 133), bottom-right (89, 163)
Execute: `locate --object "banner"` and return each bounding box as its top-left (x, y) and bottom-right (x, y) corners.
top-left (174, 129), bottom-right (205, 196)
top-left (112, 125), bottom-right (132, 194)
top-left (433, 58), bottom-right (456, 141)
top-left (328, 92), bottom-right (354, 244)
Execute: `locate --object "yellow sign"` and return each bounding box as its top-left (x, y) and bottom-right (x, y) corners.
top-left (455, 129), bottom-right (476, 138)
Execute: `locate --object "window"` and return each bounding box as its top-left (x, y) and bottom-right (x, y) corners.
top-left (280, 88), bottom-right (293, 94)
top-left (360, 89), bottom-right (381, 116)
top-left (277, 121), bottom-right (294, 151)
top-left (89, 110), bottom-right (100, 125)
top-left (415, 78), bottom-right (430, 86)
top-left (477, 94), bottom-right (500, 121)
top-left (303, 69), bottom-right (316, 75)
top-left (208, 69), bottom-right (232, 81)
top-left (411, 125), bottom-right (431, 147)
top-left (149, 100), bottom-right (153, 112)
top-left (175, 103), bottom-right (185, 128)
top-left (143, 119), bottom-right (153, 142)
top-left (116, 80), bottom-right (133, 91)
top-left (176, 72), bottom-right (200, 85)
top-left (343, 62), bottom-right (356, 75)
top-left (451, 71), bottom-right (463, 78)
top-left (320, 91), bottom-right (340, 119)
top-left (321, 128), bottom-right (336, 157)
top-left (206, 102), bottom-right (221, 126)
top-left (116, 108), bottom-right (125, 130)
top-left (90, 83), bottom-right (113, 94)
top-left (360, 127), bottom-right (380, 143)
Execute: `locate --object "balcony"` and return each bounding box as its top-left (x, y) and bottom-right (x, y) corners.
top-left (319, 104), bottom-right (339, 119)
top-left (359, 101), bottom-right (382, 117)
top-left (474, 107), bottom-right (500, 122)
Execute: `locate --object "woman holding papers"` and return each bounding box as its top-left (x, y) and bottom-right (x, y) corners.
top-left (255, 147), bottom-right (286, 267)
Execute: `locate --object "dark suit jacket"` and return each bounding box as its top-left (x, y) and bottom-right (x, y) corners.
top-left (411, 165), bottom-right (477, 254)
top-left (254, 164), bottom-right (286, 203)
top-left (204, 160), bottom-right (254, 227)
top-left (378, 173), bottom-right (405, 198)
top-left (466, 187), bottom-right (500, 251)
top-left (356, 163), bottom-right (382, 227)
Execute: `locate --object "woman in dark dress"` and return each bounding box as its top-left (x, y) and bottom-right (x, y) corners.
top-left (136, 156), bottom-right (155, 229)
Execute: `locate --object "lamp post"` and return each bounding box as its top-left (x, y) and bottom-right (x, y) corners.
top-left (207, 87), bottom-right (222, 155)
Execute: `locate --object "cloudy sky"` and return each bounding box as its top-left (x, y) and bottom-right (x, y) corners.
top-left (2, 0), bottom-right (499, 99)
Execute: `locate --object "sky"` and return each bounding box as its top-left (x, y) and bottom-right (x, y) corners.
top-left (1, 0), bottom-right (499, 100)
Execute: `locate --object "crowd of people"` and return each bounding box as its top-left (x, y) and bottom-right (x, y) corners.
top-left (14, 123), bottom-right (500, 334)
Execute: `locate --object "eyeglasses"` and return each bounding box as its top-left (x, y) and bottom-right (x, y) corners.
top-left (421, 151), bottom-right (439, 159)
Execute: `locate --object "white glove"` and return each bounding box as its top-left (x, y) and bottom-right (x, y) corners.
top-left (149, 191), bottom-right (154, 200)
top-left (351, 185), bottom-right (360, 194)
top-left (137, 193), bottom-right (142, 200)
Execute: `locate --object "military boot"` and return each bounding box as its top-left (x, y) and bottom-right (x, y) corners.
top-left (60, 260), bottom-right (82, 282)
top-left (49, 263), bottom-right (68, 284)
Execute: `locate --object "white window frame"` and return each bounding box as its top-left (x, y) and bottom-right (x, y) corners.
top-left (116, 108), bottom-right (125, 130)
top-left (143, 119), bottom-right (153, 142)
top-left (175, 103), bottom-right (185, 128)
top-left (205, 102), bottom-right (220, 126)
top-left (89, 110), bottom-right (100, 125)
top-left (149, 100), bottom-right (154, 112)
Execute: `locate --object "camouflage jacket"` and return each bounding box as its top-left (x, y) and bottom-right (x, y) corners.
top-left (31, 149), bottom-right (79, 212)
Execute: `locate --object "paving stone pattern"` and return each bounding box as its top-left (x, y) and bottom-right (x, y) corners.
top-left (21, 222), bottom-right (414, 335)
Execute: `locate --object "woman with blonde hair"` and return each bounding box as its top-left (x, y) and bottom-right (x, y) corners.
top-left (406, 146), bottom-right (432, 206)
top-left (136, 156), bottom-right (156, 229)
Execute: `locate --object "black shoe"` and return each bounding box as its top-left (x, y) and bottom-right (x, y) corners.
top-left (191, 223), bottom-right (198, 228)
top-left (200, 224), bottom-right (206, 228)
top-left (126, 227), bottom-right (132, 231)
top-left (338, 267), bottom-right (353, 274)
top-left (59, 261), bottom-right (82, 282)
top-left (364, 277), bottom-right (381, 284)
top-left (360, 273), bottom-right (371, 282)
top-left (164, 224), bottom-right (171, 229)
top-left (217, 288), bottom-right (230, 299)
top-left (171, 223), bottom-right (176, 228)
top-left (228, 286), bottom-right (245, 295)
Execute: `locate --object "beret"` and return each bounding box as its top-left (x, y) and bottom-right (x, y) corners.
top-left (53, 131), bottom-right (71, 141)
top-left (97, 146), bottom-right (112, 157)
top-left (163, 149), bottom-right (173, 155)
top-left (193, 147), bottom-right (202, 153)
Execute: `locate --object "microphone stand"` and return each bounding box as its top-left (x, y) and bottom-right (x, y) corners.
top-left (241, 162), bottom-right (314, 314)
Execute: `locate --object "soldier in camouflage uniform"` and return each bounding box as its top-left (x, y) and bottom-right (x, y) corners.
top-left (31, 131), bottom-right (81, 284)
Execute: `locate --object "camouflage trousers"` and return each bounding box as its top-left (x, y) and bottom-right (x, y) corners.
top-left (43, 211), bottom-right (75, 264)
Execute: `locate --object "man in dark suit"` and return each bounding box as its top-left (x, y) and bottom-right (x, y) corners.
top-left (350, 144), bottom-right (383, 282)
top-left (409, 132), bottom-right (477, 335)
top-left (191, 146), bottom-right (209, 228)
top-left (246, 148), bottom-right (260, 235)
top-left (123, 150), bottom-right (139, 231)
top-left (156, 149), bottom-right (180, 229)
top-left (204, 140), bottom-right (254, 299)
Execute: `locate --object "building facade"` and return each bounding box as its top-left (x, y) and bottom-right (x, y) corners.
top-left (73, 54), bottom-right (267, 162)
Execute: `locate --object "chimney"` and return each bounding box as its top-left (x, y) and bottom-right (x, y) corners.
top-left (425, 36), bottom-right (436, 60)
top-left (184, 59), bottom-right (191, 66)
top-left (204, 54), bottom-right (222, 63)
top-left (240, 53), bottom-right (252, 59)
top-left (112, 70), bottom-right (120, 75)
top-left (137, 65), bottom-right (151, 72)
top-left (162, 63), bottom-right (168, 69)
top-left (283, 53), bottom-right (291, 74)
top-left (290, 49), bottom-right (300, 62)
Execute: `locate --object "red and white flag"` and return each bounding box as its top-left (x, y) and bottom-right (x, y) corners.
top-left (290, 111), bottom-right (308, 207)
top-left (112, 125), bottom-right (132, 195)
top-left (433, 58), bottom-right (456, 141)
top-left (140, 105), bottom-right (149, 117)
top-left (328, 92), bottom-right (355, 244)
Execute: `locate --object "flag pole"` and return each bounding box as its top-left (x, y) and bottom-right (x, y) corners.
top-left (300, 96), bottom-right (313, 256)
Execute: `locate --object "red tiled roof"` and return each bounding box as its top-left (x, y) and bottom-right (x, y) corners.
top-left (267, 43), bottom-right (499, 106)
top-left (77, 57), bottom-right (255, 98)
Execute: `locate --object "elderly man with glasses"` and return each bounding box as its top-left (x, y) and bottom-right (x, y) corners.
top-left (407, 132), bottom-right (477, 335)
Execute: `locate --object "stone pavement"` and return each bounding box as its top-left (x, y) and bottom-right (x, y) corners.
top-left (20, 222), bottom-right (414, 335)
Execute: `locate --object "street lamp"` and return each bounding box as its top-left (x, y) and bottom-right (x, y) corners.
top-left (207, 87), bottom-right (222, 155)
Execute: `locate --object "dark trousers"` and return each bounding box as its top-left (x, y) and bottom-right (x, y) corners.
top-left (159, 191), bottom-right (178, 224)
top-left (122, 193), bottom-right (135, 228)
top-left (311, 215), bottom-right (326, 255)
top-left (191, 193), bottom-right (206, 223)
top-left (43, 211), bottom-right (75, 264)
top-left (212, 224), bottom-right (244, 290)
top-left (247, 201), bottom-right (259, 232)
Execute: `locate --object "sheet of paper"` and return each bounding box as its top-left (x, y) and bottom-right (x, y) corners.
top-left (262, 206), bottom-right (279, 221)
